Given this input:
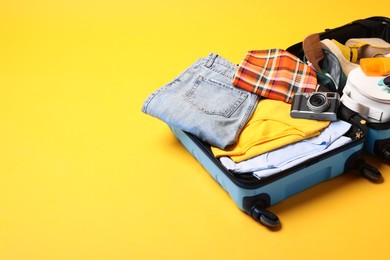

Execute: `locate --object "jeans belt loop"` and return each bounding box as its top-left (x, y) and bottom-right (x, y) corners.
top-left (205, 53), bottom-right (218, 68)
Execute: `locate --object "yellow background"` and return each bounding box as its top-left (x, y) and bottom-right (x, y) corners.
top-left (1, 0), bottom-right (390, 259)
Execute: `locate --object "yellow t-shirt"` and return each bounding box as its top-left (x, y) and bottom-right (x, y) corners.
top-left (211, 99), bottom-right (330, 162)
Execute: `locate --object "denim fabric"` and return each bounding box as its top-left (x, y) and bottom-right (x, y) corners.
top-left (142, 53), bottom-right (259, 149)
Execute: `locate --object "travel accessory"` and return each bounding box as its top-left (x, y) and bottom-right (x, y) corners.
top-left (341, 67), bottom-right (390, 123)
top-left (311, 49), bottom-right (347, 93)
top-left (320, 38), bottom-right (360, 76)
top-left (302, 34), bottom-right (347, 93)
top-left (302, 33), bottom-right (324, 72)
top-left (302, 36), bottom-right (390, 94)
top-left (360, 57), bottom-right (390, 76)
top-left (232, 49), bottom-right (318, 104)
top-left (310, 38), bottom-right (390, 77)
top-left (346, 38), bottom-right (390, 61)
top-left (290, 92), bottom-right (340, 121)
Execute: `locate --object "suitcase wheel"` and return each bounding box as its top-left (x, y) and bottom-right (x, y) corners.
top-left (359, 161), bottom-right (383, 183)
top-left (250, 206), bottom-right (280, 229)
top-left (380, 147), bottom-right (390, 164)
top-left (349, 156), bottom-right (383, 183)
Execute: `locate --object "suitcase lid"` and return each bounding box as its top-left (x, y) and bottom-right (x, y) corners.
top-left (347, 67), bottom-right (390, 104)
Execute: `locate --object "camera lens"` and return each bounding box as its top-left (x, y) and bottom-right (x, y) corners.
top-left (307, 93), bottom-right (330, 112)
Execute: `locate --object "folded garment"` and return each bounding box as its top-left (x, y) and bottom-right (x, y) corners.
top-left (232, 49), bottom-right (318, 103)
top-left (219, 120), bottom-right (352, 179)
top-left (253, 136), bottom-right (351, 179)
top-left (142, 53), bottom-right (259, 149)
top-left (211, 99), bottom-right (330, 162)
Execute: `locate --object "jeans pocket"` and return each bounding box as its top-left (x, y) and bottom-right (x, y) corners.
top-left (185, 75), bottom-right (248, 118)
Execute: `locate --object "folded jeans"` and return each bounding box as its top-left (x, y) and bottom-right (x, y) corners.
top-left (142, 53), bottom-right (260, 149)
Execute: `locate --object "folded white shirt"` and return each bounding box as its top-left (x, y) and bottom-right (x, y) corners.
top-left (220, 120), bottom-right (352, 179)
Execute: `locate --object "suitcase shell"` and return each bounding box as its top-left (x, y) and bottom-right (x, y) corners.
top-left (169, 106), bottom-right (380, 229)
top-left (286, 16), bottom-right (390, 66)
top-left (365, 122), bottom-right (390, 163)
top-left (287, 16), bottom-right (390, 165)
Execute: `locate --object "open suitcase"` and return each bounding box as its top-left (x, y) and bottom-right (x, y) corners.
top-left (168, 104), bottom-right (381, 229)
top-left (143, 18), bottom-right (384, 230)
top-left (287, 16), bottom-right (390, 165)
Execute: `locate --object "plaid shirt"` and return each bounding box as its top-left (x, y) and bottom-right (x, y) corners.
top-left (232, 49), bottom-right (318, 103)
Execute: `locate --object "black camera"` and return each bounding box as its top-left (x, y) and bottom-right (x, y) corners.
top-left (290, 92), bottom-right (340, 121)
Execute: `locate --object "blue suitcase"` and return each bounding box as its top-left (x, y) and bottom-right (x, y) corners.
top-left (144, 17), bottom-right (384, 230)
top-left (287, 16), bottom-right (390, 165)
top-left (169, 104), bottom-right (380, 229)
